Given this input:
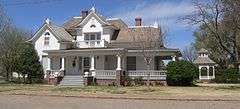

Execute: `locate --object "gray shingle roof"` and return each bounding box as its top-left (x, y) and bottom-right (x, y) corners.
top-left (198, 48), bottom-right (208, 54)
top-left (193, 57), bottom-right (216, 65)
top-left (48, 23), bottom-right (73, 42)
top-left (63, 17), bottom-right (83, 30)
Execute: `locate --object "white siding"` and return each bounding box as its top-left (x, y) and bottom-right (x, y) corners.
top-left (77, 16), bottom-right (111, 43)
top-left (104, 55), bottom-right (117, 70)
top-left (96, 56), bottom-right (105, 70)
top-left (135, 56), bottom-right (154, 70)
top-left (34, 29), bottom-right (60, 61)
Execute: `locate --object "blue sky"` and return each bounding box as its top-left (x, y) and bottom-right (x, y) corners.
top-left (1, 0), bottom-right (196, 50)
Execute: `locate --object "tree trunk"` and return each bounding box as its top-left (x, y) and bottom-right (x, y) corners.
top-left (5, 67), bottom-right (9, 81)
top-left (147, 64), bottom-right (150, 90)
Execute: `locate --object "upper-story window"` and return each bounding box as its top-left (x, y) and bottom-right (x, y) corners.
top-left (44, 32), bottom-right (50, 45)
top-left (84, 33), bottom-right (101, 41)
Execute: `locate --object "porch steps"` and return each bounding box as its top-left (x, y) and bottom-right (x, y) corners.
top-left (59, 76), bottom-right (84, 86)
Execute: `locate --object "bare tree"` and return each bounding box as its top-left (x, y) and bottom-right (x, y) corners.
top-left (182, 44), bottom-right (197, 62)
top-left (128, 25), bottom-right (165, 88)
top-left (182, 0), bottom-right (240, 68)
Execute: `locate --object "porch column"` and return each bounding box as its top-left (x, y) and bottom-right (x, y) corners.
top-left (199, 66), bottom-right (202, 80)
top-left (172, 55), bottom-right (176, 61)
top-left (90, 56), bottom-right (95, 71)
top-left (116, 55), bottom-right (122, 70)
top-left (47, 57), bottom-right (51, 70)
top-left (116, 54), bottom-right (122, 86)
top-left (60, 57), bottom-right (65, 70)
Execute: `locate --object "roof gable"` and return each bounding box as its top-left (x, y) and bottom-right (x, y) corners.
top-left (78, 11), bottom-right (109, 27)
top-left (30, 23), bottom-right (73, 42)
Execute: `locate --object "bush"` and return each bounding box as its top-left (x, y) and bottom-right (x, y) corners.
top-left (123, 76), bottom-right (144, 86)
top-left (214, 68), bottom-right (240, 83)
top-left (133, 77), bottom-right (144, 86)
top-left (166, 60), bottom-right (198, 86)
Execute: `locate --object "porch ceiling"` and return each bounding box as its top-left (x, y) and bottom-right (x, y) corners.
top-left (43, 48), bottom-right (181, 57)
top-left (127, 48), bottom-right (181, 57)
top-left (43, 48), bottom-right (126, 56)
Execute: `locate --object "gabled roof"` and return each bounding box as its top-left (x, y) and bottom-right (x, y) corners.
top-left (106, 18), bottom-right (128, 29)
top-left (63, 17), bottom-right (83, 30)
top-left (198, 48), bottom-right (208, 54)
top-left (77, 10), bottom-right (110, 27)
top-left (30, 22), bottom-right (73, 42)
top-left (193, 57), bottom-right (216, 65)
top-left (194, 48), bottom-right (216, 65)
top-left (115, 26), bottom-right (163, 46)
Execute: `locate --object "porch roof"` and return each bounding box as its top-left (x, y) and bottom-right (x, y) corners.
top-left (43, 48), bottom-right (125, 56)
top-left (127, 48), bottom-right (181, 57)
top-left (43, 47), bottom-right (181, 57)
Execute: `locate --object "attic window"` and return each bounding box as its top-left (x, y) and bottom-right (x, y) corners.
top-left (90, 24), bottom-right (96, 28)
top-left (44, 32), bottom-right (50, 36)
top-left (44, 37), bottom-right (50, 45)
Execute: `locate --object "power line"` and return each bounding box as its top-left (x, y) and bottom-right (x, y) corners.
top-left (2, 0), bottom-right (64, 7)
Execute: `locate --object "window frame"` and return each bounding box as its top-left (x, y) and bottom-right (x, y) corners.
top-left (84, 32), bottom-right (101, 41)
top-left (44, 37), bottom-right (50, 46)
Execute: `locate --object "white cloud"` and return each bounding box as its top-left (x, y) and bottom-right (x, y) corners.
top-left (112, 1), bottom-right (194, 27)
top-left (111, 1), bottom-right (195, 49)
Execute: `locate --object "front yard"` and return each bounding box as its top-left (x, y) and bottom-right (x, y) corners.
top-left (1, 83), bottom-right (240, 100)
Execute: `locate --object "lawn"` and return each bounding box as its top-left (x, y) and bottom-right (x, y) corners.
top-left (0, 83), bottom-right (240, 100)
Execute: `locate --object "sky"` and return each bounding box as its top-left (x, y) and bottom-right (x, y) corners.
top-left (1, 0), bottom-right (196, 50)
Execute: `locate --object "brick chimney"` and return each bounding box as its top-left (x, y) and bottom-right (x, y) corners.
top-left (135, 17), bottom-right (142, 26)
top-left (81, 10), bottom-right (89, 19)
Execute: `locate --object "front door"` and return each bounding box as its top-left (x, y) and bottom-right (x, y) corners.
top-left (79, 57), bottom-right (90, 75)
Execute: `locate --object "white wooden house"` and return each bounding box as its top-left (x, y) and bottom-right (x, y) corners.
top-left (29, 7), bottom-right (181, 86)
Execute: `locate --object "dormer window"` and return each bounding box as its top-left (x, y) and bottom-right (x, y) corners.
top-left (44, 32), bottom-right (50, 36)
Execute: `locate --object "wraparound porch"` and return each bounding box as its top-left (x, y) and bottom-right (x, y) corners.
top-left (43, 48), bottom-right (180, 85)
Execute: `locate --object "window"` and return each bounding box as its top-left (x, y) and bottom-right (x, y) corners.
top-left (84, 33), bottom-right (101, 41)
top-left (90, 34), bottom-right (95, 40)
top-left (84, 34), bottom-right (90, 40)
top-left (201, 67), bottom-right (208, 76)
top-left (44, 37), bottom-right (50, 45)
top-left (154, 56), bottom-right (164, 70)
top-left (90, 24), bottom-right (96, 28)
top-left (97, 33), bottom-right (101, 40)
top-left (44, 32), bottom-right (50, 36)
top-left (127, 56), bottom-right (136, 70)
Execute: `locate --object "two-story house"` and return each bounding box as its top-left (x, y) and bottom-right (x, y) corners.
top-left (29, 7), bottom-right (181, 86)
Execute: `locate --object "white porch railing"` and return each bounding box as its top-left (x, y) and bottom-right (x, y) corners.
top-left (127, 70), bottom-right (167, 80)
top-left (76, 40), bottom-right (108, 48)
top-left (46, 70), bottom-right (65, 79)
top-left (95, 70), bottom-right (116, 79)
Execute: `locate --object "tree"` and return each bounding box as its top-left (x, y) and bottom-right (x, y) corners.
top-left (183, 0), bottom-right (240, 68)
top-left (182, 43), bottom-right (197, 62)
top-left (0, 3), bottom-right (10, 77)
top-left (128, 25), bottom-right (165, 88)
top-left (16, 43), bottom-right (44, 83)
top-left (0, 29), bottom-right (24, 81)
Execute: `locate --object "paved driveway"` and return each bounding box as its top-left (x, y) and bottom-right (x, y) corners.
top-left (0, 95), bottom-right (239, 109)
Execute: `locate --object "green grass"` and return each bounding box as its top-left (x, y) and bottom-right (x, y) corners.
top-left (1, 83), bottom-right (240, 98)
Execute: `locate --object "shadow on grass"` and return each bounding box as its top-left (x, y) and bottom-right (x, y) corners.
top-left (215, 86), bottom-right (240, 90)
